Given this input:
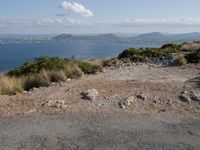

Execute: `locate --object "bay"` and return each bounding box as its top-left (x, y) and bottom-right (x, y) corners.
top-left (0, 41), bottom-right (160, 72)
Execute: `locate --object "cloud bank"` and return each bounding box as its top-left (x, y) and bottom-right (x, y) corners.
top-left (1, 17), bottom-right (200, 29)
top-left (60, 1), bottom-right (93, 17)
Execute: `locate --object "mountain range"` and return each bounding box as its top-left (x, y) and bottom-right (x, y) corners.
top-left (1, 32), bottom-right (200, 45)
top-left (52, 32), bottom-right (200, 44)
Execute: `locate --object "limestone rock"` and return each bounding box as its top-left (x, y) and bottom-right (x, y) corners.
top-left (42, 100), bottom-right (66, 109)
top-left (81, 89), bottom-right (99, 101)
top-left (118, 101), bottom-right (126, 109)
top-left (125, 96), bottom-right (135, 106)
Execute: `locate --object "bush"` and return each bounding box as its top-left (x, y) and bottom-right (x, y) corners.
top-left (103, 58), bottom-right (119, 67)
top-left (8, 57), bottom-right (67, 77)
top-left (142, 48), bottom-right (168, 58)
top-left (23, 73), bottom-right (50, 91)
top-left (0, 75), bottom-right (23, 95)
top-left (64, 64), bottom-right (84, 78)
top-left (118, 48), bottom-right (142, 59)
top-left (185, 50), bottom-right (200, 63)
top-left (130, 55), bottom-right (147, 62)
top-left (77, 61), bottom-right (96, 74)
top-left (48, 70), bottom-right (66, 82)
top-left (161, 43), bottom-right (181, 50)
top-left (174, 56), bottom-right (187, 66)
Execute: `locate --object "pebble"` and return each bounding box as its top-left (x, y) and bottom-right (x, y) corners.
top-left (137, 94), bottom-right (146, 101)
top-left (118, 101), bottom-right (126, 109)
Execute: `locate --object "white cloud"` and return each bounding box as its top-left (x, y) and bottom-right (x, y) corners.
top-left (60, 1), bottom-right (93, 17)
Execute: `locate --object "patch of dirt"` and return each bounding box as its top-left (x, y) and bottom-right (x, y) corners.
top-left (0, 64), bottom-right (200, 117)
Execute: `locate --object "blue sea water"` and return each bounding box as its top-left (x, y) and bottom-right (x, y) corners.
top-left (0, 41), bottom-right (159, 72)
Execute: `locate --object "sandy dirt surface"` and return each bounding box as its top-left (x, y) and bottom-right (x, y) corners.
top-left (0, 63), bottom-right (200, 117)
top-left (0, 64), bottom-right (200, 149)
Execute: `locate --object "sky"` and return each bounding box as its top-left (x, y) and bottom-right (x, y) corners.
top-left (0, 0), bottom-right (200, 34)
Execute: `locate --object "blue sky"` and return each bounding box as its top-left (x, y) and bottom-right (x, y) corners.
top-left (0, 0), bottom-right (200, 34)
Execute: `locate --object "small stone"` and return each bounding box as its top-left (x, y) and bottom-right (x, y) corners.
top-left (125, 96), bottom-right (135, 106)
top-left (181, 91), bottom-right (189, 94)
top-left (137, 94), bottom-right (146, 101)
top-left (51, 82), bottom-right (57, 86)
top-left (42, 100), bottom-right (66, 109)
top-left (179, 95), bottom-right (191, 103)
top-left (81, 89), bottom-right (99, 101)
top-left (190, 93), bottom-right (200, 102)
top-left (66, 78), bottom-right (71, 82)
top-left (118, 101), bottom-right (126, 109)
top-left (102, 69), bottom-right (106, 73)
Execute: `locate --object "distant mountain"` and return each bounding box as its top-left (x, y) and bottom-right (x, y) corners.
top-left (52, 34), bottom-right (74, 40)
top-left (133, 32), bottom-right (165, 40)
top-left (168, 32), bottom-right (200, 41)
top-left (128, 32), bottom-right (200, 43)
top-left (51, 33), bottom-right (121, 42)
top-left (1, 32), bottom-right (199, 45)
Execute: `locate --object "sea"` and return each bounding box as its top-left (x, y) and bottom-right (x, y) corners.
top-left (0, 41), bottom-right (160, 72)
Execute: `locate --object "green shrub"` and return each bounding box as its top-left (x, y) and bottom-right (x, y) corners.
top-left (185, 50), bottom-right (200, 63)
top-left (77, 61), bottom-right (96, 74)
top-left (8, 57), bottom-right (67, 77)
top-left (118, 48), bottom-right (142, 59)
top-left (130, 55), bottom-right (147, 62)
top-left (142, 48), bottom-right (168, 57)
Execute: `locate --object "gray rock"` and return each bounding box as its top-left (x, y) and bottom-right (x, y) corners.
top-left (125, 96), bottom-right (135, 106)
top-left (42, 100), bottom-right (66, 109)
top-left (137, 94), bottom-right (146, 101)
top-left (190, 93), bottom-right (200, 102)
top-left (179, 95), bottom-right (191, 103)
top-left (81, 89), bottom-right (99, 101)
top-left (118, 102), bottom-right (126, 109)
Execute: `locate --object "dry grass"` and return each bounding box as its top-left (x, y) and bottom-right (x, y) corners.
top-left (87, 58), bottom-right (104, 67)
top-left (174, 56), bottom-right (188, 66)
top-left (181, 42), bottom-right (200, 51)
top-left (102, 58), bottom-right (120, 67)
top-left (64, 64), bottom-right (84, 78)
top-left (0, 74), bottom-right (24, 95)
top-left (48, 70), bottom-right (67, 82)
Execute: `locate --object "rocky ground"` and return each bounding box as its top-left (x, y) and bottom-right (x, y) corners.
top-left (0, 63), bottom-right (200, 117)
top-left (0, 63), bottom-right (200, 149)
